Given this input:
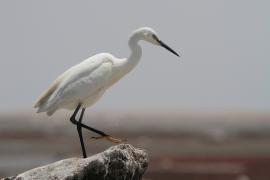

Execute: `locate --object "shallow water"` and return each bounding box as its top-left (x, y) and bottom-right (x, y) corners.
top-left (1, 112), bottom-right (270, 179)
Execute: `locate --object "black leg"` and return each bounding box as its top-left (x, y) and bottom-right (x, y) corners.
top-left (70, 104), bottom-right (108, 137)
top-left (69, 103), bottom-right (87, 158)
top-left (70, 103), bottom-right (81, 121)
top-left (70, 104), bottom-right (124, 148)
top-left (77, 108), bottom-right (87, 158)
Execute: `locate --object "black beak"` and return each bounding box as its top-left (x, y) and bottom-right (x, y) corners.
top-left (153, 35), bottom-right (180, 57)
top-left (159, 40), bottom-right (180, 57)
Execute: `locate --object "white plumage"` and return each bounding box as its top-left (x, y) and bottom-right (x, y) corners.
top-left (34, 27), bottom-right (179, 116)
top-left (35, 53), bottom-right (121, 115)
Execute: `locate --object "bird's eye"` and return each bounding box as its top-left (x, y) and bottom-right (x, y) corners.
top-left (152, 34), bottom-right (158, 41)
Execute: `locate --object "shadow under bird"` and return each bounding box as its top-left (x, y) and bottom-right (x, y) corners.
top-left (34, 27), bottom-right (179, 158)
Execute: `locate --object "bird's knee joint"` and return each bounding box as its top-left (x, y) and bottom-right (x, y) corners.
top-left (70, 116), bottom-right (77, 125)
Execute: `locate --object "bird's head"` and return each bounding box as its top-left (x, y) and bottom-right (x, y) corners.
top-left (131, 27), bottom-right (180, 57)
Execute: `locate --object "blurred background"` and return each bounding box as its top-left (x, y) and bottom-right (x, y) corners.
top-left (0, 1), bottom-right (269, 179)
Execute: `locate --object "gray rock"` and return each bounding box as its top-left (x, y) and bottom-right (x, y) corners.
top-left (3, 144), bottom-right (148, 180)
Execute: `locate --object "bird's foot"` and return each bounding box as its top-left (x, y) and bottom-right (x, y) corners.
top-left (90, 135), bottom-right (126, 144)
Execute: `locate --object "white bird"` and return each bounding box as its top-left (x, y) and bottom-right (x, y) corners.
top-left (34, 27), bottom-right (179, 158)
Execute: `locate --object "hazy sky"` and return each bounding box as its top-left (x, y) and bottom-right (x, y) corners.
top-left (0, 0), bottom-right (269, 113)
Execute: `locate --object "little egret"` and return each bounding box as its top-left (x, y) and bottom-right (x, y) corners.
top-left (34, 27), bottom-right (179, 158)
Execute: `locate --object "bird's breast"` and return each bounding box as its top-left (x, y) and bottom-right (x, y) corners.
top-left (107, 64), bottom-right (131, 88)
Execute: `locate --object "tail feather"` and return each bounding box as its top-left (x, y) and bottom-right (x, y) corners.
top-left (34, 75), bottom-right (63, 115)
top-left (46, 108), bottom-right (57, 116)
top-left (36, 101), bottom-right (58, 116)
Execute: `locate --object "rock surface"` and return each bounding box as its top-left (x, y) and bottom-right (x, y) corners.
top-left (4, 144), bottom-right (148, 180)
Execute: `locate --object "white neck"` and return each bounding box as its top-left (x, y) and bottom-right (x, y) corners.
top-left (126, 33), bottom-right (142, 69)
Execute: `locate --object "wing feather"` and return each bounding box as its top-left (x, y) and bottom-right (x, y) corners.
top-left (34, 53), bottom-right (113, 114)
top-left (33, 74), bottom-right (64, 108)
